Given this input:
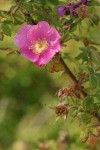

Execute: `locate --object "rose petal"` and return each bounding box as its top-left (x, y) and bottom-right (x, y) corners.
top-left (14, 25), bottom-right (32, 48)
top-left (34, 46), bottom-right (60, 67)
top-left (37, 21), bottom-right (50, 33)
top-left (27, 21), bottom-right (50, 41)
top-left (20, 48), bottom-right (39, 63)
top-left (50, 41), bottom-right (61, 52)
top-left (47, 28), bottom-right (60, 45)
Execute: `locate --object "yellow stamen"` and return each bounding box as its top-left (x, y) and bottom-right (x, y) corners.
top-left (29, 39), bottom-right (48, 55)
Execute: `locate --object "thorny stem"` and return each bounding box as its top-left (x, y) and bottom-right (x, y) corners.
top-left (0, 47), bottom-right (20, 55)
top-left (13, 2), bottom-right (87, 98)
top-left (60, 57), bottom-right (87, 98)
top-left (61, 47), bottom-right (100, 120)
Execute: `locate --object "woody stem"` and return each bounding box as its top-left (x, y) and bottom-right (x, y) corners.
top-left (60, 57), bottom-right (87, 98)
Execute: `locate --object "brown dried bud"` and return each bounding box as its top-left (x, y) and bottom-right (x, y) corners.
top-left (55, 103), bottom-right (68, 117)
top-left (83, 39), bottom-right (90, 47)
top-left (57, 82), bottom-right (81, 100)
top-left (75, 4), bottom-right (89, 19)
top-left (87, 135), bottom-right (98, 148)
top-left (39, 142), bottom-right (49, 150)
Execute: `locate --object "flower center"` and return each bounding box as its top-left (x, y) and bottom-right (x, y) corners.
top-left (29, 39), bottom-right (48, 54)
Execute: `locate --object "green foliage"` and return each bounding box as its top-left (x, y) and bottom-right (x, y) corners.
top-left (0, 0), bottom-right (100, 149)
top-left (89, 0), bottom-right (100, 6)
top-left (1, 23), bottom-right (11, 36)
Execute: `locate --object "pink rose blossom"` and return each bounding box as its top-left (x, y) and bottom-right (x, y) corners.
top-left (14, 21), bottom-right (61, 67)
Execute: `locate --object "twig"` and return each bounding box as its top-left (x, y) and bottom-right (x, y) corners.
top-left (60, 57), bottom-right (87, 98)
top-left (14, 0), bottom-right (36, 25)
top-left (0, 47), bottom-right (12, 51)
top-left (0, 47), bottom-right (20, 55)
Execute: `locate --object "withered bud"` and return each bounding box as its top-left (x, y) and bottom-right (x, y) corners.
top-left (57, 82), bottom-right (81, 99)
top-left (57, 87), bottom-right (67, 98)
top-left (39, 142), bottom-right (49, 150)
top-left (75, 4), bottom-right (89, 19)
top-left (55, 103), bottom-right (68, 117)
top-left (87, 135), bottom-right (98, 148)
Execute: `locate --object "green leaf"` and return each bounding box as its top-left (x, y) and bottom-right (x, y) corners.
top-left (89, 0), bottom-right (100, 6)
top-left (88, 67), bottom-right (98, 88)
top-left (0, 10), bottom-right (8, 17)
top-left (78, 47), bottom-right (89, 61)
top-left (1, 24), bottom-right (11, 36)
top-left (88, 46), bottom-right (100, 70)
top-left (80, 113), bottom-right (91, 124)
top-left (3, 20), bottom-right (13, 24)
top-left (21, 2), bottom-right (32, 12)
top-left (80, 129), bottom-right (89, 143)
top-left (89, 6), bottom-right (96, 13)
top-left (79, 47), bottom-right (87, 51)
top-left (83, 97), bottom-right (94, 110)
top-left (90, 15), bottom-right (100, 26)
top-left (70, 22), bottom-right (77, 32)
top-left (61, 34), bottom-right (71, 44)
top-left (75, 53), bottom-right (83, 60)
top-left (47, 0), bottom-right (59, 5)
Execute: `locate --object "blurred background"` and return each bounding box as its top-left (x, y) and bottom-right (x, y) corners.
top-left (0, 0), bottom-right (100, 150)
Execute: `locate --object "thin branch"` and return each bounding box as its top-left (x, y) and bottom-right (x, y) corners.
top-left (60, 57), bottom-right (87, 98)
top-left (0, 47), bottom-right (12, 51)
top-left (14, 0), bottom-right (36, 25)
top-left (0, 47), bottom-right (20, 55)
